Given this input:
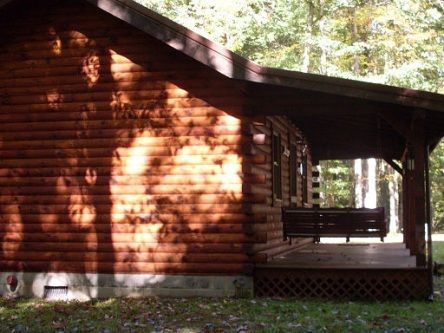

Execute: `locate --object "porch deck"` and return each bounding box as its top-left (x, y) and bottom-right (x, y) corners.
top-left (254, 242), bottom-right (430, 300)
top-left (259, 242), bottom-right (416, 269)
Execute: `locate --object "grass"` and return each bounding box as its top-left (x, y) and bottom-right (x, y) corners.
top-left (1, 297), bottom-right (444, 333)
top-left (433, 241), bottom-right (444, 262)
top-left (1, 242), bottom-right (444, 333)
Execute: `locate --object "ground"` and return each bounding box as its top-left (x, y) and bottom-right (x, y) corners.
top-left (1, 241), bottom-right (444, 333)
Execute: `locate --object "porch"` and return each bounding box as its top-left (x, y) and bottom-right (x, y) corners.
top-left (254, 241), bottom-right (430, 300)
top-left (247, 68), bottom-right (443, 301)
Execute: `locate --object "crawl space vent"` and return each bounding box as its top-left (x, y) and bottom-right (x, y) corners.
top-left (43, 286), bottom-right (68, 300)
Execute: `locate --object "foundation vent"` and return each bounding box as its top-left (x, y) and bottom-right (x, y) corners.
top-left (43, 286), bottom-right (68, 300)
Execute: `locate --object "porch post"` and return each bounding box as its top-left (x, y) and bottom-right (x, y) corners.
top-left (406, 156), bottom-right (416, 254)
top-left (401, 160), bottom-right (410, 250)
top-left (412, 115), bottom-right (426, 267)
top-left (425, 145), bottom-right (433, 296)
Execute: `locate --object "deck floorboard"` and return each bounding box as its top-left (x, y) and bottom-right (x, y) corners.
top-left (257, 242), bottom-right (417, 269)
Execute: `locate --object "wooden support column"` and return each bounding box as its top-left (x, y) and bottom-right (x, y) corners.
top-left (412, 115), bottom-right (426, 267)
top-left (405, 159), bottom-right (417, 253)
top-left (402, 161), bottom-right (410, 249)
top-left (425, 145), bottom-right (434, 297)
top-left (391, 111), bottom-right (427, 266)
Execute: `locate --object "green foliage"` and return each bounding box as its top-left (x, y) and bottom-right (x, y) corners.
top-left (319, 160), bottom-right (354, 207)
top-left (434, 241), bottom-right (444, 262)
top-left (135, 0), bottom-right (444, 92)
top-left (431, 140), bottom-right (444, 231)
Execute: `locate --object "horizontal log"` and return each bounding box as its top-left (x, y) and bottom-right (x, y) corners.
top-left (271, 116), bottom-right (300, 136)
top-left (241, 164), bottom-right (270, 177)
top-left (2, 92), bottom-right (241, 112)
top-left (0, 61), bottom-right (199, 80)
top-left (253, 144), bottom-right (271, 155)
top-left (1, 84), bottom-right (238, 106)
top-left (0, 44), bottom-right (203, 66)
top-left (0, 53), bottom-right (153, 71)
top-left (0, 222), bottom-right (259, 235)
top-left (0, 203), bottom-right (273, 215)
top-left (1, 96), bottom-right (241, 114)
top-left (0, 154), bottom-right (266, 168)
top-left (266, 230), bottom-right (284, 240)
top-left (0, 144), bottom-right (251, 159)
top-left (257, 238), bottom-right (311, 260)
top-left (261, 222), bottom-right (286, 232)
top-left (14, 9), bottom-right (145, 26)
top-left (0, 231), bottom-right (265, 243)
top-left (1, 79), bottom-right (235, 100)
top-left (0, 125), bottom-right (245, 141)
top-left (0, 106), bottom-right (237, 123)
top-left (0, 134), bottom-right (259, 151)
top-left (0, 51), bottom-right (184, 72)
top-left (250, 123), bottom-right (270, 136)
top-left (251, 237), bottom-right (288, 252)
top-left (246, 162), bottom-right (272, 173)
top-left (0, 64), bottom-right (226, 90)
top-left (0, 164), bottom-right (256, 177)
top-left (0, 171), bottom-right (267, 187)
top-left (0, 30), bottom-right (186, 52)
top-left (0, 190), bottom-right (266, 206)
top-left (0, 70), bottom-right (209, 90)
top-left (0, 193), bottom-right (266, 205)
top-left (0, 23), bottom-right (146, 43)
top-left (0, 241), bottom-right (248, 254)
top-left (0, 8), bottom-right (134, 27)
top-left (0, 260), bottom-right (253, 274)
top-left (0, 212), bottom-right (266, 224)
top-left (2, 20), bottom-right (176, 41)
top-left (0, 184), bottom-right (245, 195)
top-left (0, 251), bottom-right (252, 263)
top-left (0, 114), bottom-right (261, 131)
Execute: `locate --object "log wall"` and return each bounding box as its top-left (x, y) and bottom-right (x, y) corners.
top-left (0, 0), bottom-right (269, 275)
top-left (0, 0), bottom-right (313, 274)
top-left (247, 116), bottom-right (313, 259)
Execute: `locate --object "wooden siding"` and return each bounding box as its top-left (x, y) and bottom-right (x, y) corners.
top-left (247, 116), bottom-right (313, 259)
top-left (0, 0), bottom-right (270, 275)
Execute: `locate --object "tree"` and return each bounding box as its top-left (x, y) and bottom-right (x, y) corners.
top-left (430, 140), bottom-right (444, 231)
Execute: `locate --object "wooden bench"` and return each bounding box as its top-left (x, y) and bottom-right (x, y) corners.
top-left (282, 207), bottom-right (387, 243)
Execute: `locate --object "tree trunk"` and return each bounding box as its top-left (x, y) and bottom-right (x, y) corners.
top-left (351, 6), bottom-right (359, 74)
top-left (364, 158), bottom-right (377, 208)
top-left (388, 170), bottom-right (399, 234)
top-left (301, 1), bottom-right (315, 72)
top-left (354, 159), bottom-right (363, 207)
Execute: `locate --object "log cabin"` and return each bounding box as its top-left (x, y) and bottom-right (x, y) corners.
top-left (0, 0), bottom-right (443, 300)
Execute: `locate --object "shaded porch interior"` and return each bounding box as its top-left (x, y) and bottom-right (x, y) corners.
top-left (246, 79), bottom-right (444, 272)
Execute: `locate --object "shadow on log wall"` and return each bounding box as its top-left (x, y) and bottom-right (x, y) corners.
top-left (0, 0), bottom-right (262, 295)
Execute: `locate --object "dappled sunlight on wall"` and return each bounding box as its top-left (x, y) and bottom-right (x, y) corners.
top-left (0, 0), bottom-right (256, 277)
top-left (107, 47), bottom-right (245, 270)
top-left (0, 199), bottom-right (23, 254)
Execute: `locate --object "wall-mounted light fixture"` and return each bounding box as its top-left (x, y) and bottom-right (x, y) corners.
top-left (407, 152), bottom-right (415, 171)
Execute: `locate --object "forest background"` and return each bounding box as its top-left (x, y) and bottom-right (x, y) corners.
top-left (136, 0), bottom-right (444, 232)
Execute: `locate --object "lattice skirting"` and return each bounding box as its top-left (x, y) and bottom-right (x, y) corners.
top-left (254, 268), bottom-right (430, 300)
